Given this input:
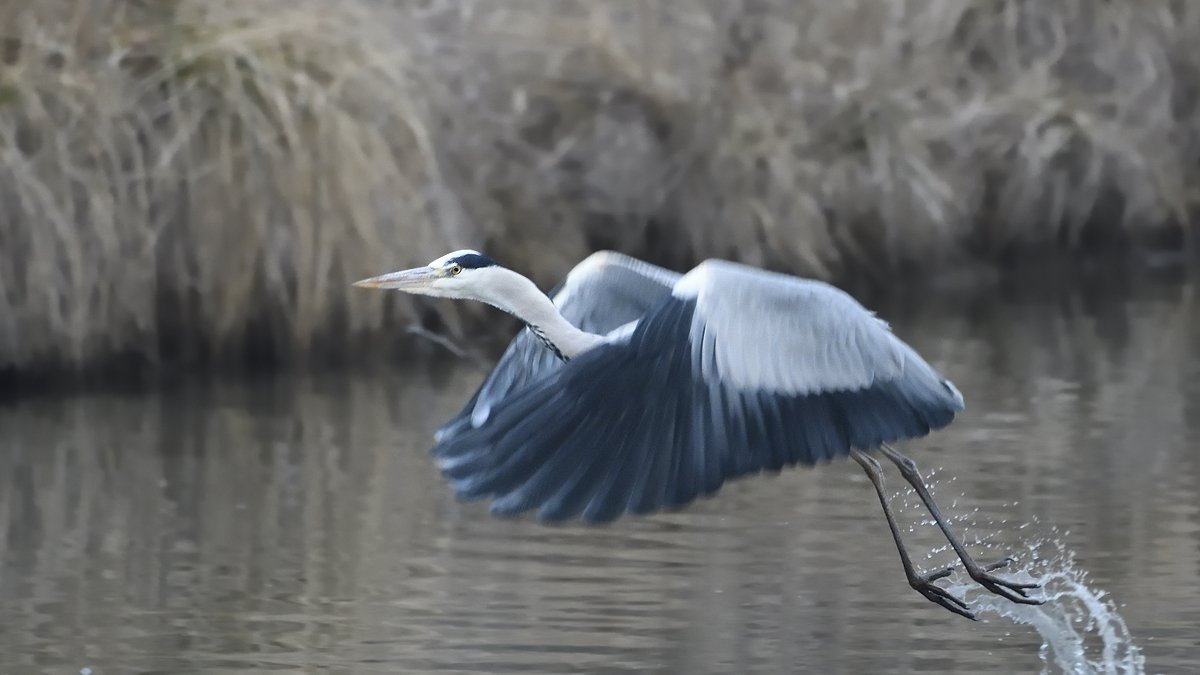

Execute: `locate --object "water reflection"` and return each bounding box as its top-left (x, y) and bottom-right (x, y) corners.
top-left (0, 279), bottom-right (1197, 674)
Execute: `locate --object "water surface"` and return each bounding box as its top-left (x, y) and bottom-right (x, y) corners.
top-left (1, 278), bottom-right (1198, 674)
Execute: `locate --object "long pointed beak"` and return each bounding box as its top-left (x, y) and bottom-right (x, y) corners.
top-left (353, 267), bottom-right (438, 290)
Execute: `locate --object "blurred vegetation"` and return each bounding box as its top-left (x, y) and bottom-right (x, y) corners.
top-left (1, 0), bottom-right (1198, 376)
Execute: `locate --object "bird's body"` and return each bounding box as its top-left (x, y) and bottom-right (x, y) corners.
top-left (355, 250), bottom-right (1041, 619)
top-left (430, 251), bottom-right (963, 523)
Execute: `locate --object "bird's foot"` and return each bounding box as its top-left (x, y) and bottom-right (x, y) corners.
top-left (965, 556), bottom-right (1044, 606)
top-left (910, 566), bottom-right (976, 620)
top-left (910, 557), bottom-right (1040, 620)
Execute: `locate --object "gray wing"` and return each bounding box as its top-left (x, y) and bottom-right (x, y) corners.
top-left (671, 260), bottom-right (961, 398)
top-left (430, 259), bottom-right (965, 524)
top-left (435, 251), bottom-right (681, 441)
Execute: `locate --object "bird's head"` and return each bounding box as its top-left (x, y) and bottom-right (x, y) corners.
top-left (353, 249), bottom-right (502, 300)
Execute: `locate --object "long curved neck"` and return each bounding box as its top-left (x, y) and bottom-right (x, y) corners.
top-left (482, 268), bottom-right (604, 360)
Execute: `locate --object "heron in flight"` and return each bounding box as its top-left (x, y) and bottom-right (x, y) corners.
top-left (354, 249), bottom-right (1042, 619)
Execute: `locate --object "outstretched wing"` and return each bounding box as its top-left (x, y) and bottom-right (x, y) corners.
top-left (431, 259), bottom-right (965, 524)
top-left (435, 251), bottom-right (681, 442)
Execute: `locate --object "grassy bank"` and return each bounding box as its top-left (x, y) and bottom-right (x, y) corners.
top-left (1, 0), bottom-right (1198, 376)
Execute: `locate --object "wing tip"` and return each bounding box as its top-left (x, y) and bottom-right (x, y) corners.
top-left (941, 379), bottom-right (966, 411)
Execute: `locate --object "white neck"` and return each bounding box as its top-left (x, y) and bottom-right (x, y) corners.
top-left (478, 268), bottom-right (604, 359)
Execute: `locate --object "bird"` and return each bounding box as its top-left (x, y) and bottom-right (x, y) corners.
top-left (354, 249), bottom-right (1043, 619)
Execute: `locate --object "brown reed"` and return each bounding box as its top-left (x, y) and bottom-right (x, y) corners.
top-left (1, 0), bottom-right (1196, 375)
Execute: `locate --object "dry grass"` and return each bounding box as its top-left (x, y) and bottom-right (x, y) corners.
top-left (1, 0), bottom-right (1198, 375)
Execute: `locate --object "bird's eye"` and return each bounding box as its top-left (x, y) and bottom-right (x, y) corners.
top-left (449, 264), bottom-right (463, 276)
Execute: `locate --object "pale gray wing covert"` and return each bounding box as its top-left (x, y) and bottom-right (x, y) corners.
top-left (431, 259), bottom-right (965, 523)
top-left (435, 251), bottom-right (681, 441)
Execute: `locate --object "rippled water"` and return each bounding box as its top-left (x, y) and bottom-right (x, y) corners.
top-left (1, 277), bottom-right (1198, 674)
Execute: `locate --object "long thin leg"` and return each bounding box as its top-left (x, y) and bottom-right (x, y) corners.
top-left (850, 449), bottom-right (975, 620)
top-left (878, 443), bottom-right (1043, 606)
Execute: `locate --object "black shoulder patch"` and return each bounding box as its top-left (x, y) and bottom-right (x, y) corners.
top-left (450, 252), bottom-right (498, 269)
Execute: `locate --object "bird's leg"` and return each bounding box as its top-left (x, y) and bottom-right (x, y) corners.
top-left (878, 443), bottom-right (1043, 606)
top-left (850, 449), bottom-right (975, 620)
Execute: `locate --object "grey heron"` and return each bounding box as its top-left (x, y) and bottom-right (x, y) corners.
top-left (354, 249), bottom-right (1042, 619)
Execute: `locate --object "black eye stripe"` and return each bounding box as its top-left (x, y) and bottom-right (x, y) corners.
top-left (448, 253), bottom-right (498, 269)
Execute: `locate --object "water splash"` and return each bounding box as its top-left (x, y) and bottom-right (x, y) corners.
top-left (945, 539), bottom-right (1146, 675)
top-left (891, 482), bottom-right (1148, 674)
